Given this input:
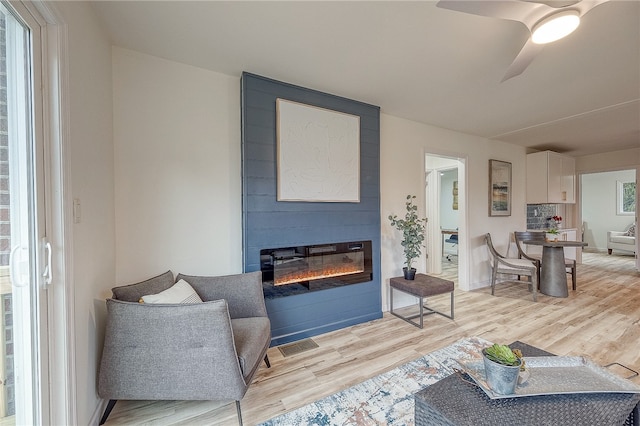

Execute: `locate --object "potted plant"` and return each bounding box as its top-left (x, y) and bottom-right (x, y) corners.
top-left (482, 344), bottom-right (523, 395)
top-left (388, 195), bottom-right (428, 280)
top-left (546, 228), bottom-right (559, 242)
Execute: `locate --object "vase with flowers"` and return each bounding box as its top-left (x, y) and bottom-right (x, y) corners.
top-left (550, 215), bottom-right (563, 229)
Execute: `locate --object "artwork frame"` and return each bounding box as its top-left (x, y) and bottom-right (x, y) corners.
top-left (489, 159), bottom-right (511, 217)
top-left (276, 98), bottom-right (360, 203)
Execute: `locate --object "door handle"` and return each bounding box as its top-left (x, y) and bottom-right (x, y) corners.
top-left (42, 240), bottom-right (52, 286)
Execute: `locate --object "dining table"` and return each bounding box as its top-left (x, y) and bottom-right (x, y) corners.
top-left (523, 239), bottom-right (588, 297)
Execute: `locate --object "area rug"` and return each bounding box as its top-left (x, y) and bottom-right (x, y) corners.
top-left (259, 336), bottom-right (491, 426)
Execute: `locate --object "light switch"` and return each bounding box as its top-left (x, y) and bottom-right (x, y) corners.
top-left (73, 198), bottom-right (81, 223)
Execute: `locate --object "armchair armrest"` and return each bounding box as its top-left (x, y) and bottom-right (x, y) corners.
top-left (608, 230), bottom-right (626, 238)
top-left (176, 271), bottom-right (268, 319)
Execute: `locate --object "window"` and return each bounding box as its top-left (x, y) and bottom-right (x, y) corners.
top-left (617, 180), bottom-right (636, 215)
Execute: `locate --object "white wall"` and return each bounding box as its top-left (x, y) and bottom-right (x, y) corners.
top-left (53, 2), bottom-right (115, 425)
top-left (440, 169), bottom-right (459, 231)
top-left (582, 169), bottom-right (636, 250)
top-left (576, 148), bottom-right (640, 173)
top-left (46, 7), bottom-right (640, 420)
top-left (380, 114), bottom-right (528, 309)
top-left (108, 49), bottom-right (530, 420)
top-left (112, 48), bottom-right (241, 283)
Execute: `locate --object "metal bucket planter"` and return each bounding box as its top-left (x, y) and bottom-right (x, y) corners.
top-left (482, 349), bottom-right (522, 395)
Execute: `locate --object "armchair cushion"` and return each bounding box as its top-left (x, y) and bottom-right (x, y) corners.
top-left (231, 317), bottom-right (271, 379)
top-left (176, 271), bottom-right (268, 319)
top-left (141, 279), bottom-right (203, 304)
top-left (112, 270), bottom-right (175, 302)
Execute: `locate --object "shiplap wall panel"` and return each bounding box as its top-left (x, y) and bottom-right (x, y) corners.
top-left (241, 72), bottom-right (382, 345)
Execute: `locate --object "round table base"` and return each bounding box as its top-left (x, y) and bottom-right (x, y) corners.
top-left (540, 246), bottom-right (568, 297)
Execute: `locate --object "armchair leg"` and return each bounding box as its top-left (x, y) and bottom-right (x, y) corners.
top-left (571, 266), bottom-right (577, 290)
top-left (99, 399), bottom-right (117, 425)
top-left (236, 400), bottom-right (243, 426)
top-left (264, 354), bottom-right (271, 368)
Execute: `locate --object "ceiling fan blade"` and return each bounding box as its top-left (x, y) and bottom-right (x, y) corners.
top-left (501, 38), bottom-right (545, 81)
top-left (523, 0), bottom-right (581, 8)
top-left (436, 0), bottom-right (546, 23)
top-left (575, 0), bottom-right (611, 16)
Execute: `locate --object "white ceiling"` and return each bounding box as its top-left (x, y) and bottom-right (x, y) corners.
top-left (90, 0), bottom-right (640, 157)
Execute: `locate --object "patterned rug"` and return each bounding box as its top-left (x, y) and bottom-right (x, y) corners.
top-left (259, 336), bottom-right (491, 426)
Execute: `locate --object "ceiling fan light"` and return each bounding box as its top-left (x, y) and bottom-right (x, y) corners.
top-left (532, 10), bottom-right (581, 44)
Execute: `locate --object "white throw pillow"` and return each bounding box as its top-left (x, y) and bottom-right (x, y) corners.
top-left (140, 279), bottom-right (203, 304)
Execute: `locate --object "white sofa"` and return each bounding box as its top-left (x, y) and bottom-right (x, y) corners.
top-left (607, 223), bottom-right (636, 255)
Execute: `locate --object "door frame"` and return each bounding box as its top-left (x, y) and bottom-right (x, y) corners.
top-left (576, 166), bottom-right (639, 270)
top-left (15, 1), bottom-right (75, 424)
top-left (424, 151), bottom-right (469, 291)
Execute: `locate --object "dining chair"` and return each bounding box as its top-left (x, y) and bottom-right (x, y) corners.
top-left (485, 233), bottom-right (539, 302)
top-left (513, 231), bottom-right (577, 290)
top-left (444, 232), bottom-right (458, 262)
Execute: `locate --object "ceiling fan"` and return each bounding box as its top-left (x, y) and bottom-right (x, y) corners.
top-left (436, 0), bottom-right (611, 81)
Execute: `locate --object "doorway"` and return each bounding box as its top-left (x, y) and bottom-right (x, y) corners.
top-left (580, 168), bottom-right (638, 271)
top-left (425, 153), bottom-right (467, 290)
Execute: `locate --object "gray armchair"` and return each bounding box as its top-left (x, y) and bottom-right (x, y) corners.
top-left (98, 270), bottom-right (271, 425)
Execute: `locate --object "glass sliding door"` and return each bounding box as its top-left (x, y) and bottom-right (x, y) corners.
top-left (0, 2), bottom-right (49, 425)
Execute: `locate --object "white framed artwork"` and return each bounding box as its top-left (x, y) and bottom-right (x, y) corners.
top-left (276, 99), bottom-right (360, 202)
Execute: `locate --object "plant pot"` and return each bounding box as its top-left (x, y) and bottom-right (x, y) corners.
top-left (482, 349), bottom-right (521, 395)
top-left (403, 267), bottom-right (417, 280)
top-left (546, 233), bottom-right (558, 242)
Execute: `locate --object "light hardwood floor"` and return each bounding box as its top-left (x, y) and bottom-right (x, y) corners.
top-left (105, 252), bottom-right (639, 425)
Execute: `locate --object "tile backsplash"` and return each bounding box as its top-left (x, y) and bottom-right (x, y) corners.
top-left (527, 204), bottom-right (558, 230)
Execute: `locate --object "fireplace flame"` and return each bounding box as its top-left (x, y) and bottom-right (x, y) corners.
top-left (274, 264), bottom-right (365, 286)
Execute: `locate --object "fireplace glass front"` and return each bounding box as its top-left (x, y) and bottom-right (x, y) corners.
top-left (260, 240), bottom-right (373, 298)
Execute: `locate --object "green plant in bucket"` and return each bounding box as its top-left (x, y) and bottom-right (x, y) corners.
top-left (483, 344), bottom-right (520, 367)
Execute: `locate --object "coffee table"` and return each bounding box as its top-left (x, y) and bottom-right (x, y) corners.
top-left (415, 342), bottom-right (640, 426)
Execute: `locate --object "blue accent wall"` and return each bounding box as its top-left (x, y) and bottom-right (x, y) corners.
top-left (241, 73), bottom-right (382, 346)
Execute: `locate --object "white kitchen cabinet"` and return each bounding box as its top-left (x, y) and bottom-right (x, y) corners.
top-left (526, 151), bottom-right (575, 203)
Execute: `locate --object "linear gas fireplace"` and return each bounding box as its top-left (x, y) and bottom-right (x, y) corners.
top-left (260, 240), bottom-right (373, 299)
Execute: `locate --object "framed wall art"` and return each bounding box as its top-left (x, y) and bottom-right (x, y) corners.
top-left (489, 159), bottom-right (511, 216)
top-left (276, 98), bottom-right (360, 202)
